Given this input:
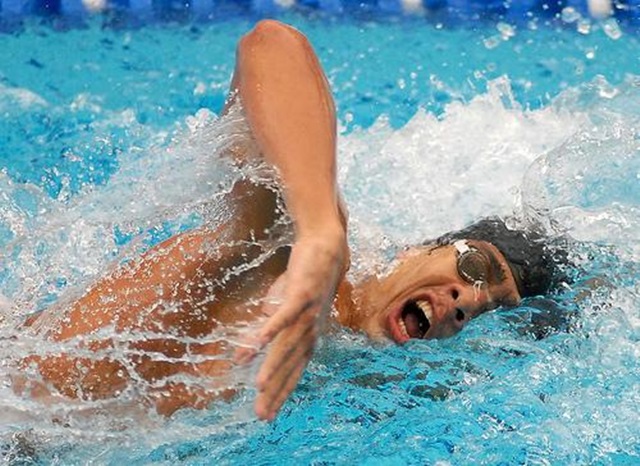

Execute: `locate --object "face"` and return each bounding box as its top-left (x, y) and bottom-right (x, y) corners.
top-left (345, 240), bottom-right (521, 343)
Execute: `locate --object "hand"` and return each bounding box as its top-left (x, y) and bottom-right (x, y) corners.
top-left (252, 229), bottom-right (348, 420)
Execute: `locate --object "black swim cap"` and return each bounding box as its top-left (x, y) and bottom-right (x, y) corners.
top-left (436, 217), bottom-right (559, 298)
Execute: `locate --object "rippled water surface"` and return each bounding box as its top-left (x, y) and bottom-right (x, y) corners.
top-left (1, 12), bottom-right (639, 465)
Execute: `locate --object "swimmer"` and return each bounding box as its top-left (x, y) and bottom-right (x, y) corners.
top-left (15, 20), bottom-right (559, 421)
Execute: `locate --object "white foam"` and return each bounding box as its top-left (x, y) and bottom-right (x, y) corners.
top-left (0, 83), bottom-right (48, 109)
top-left (339, 76), bottom-right (585, 261)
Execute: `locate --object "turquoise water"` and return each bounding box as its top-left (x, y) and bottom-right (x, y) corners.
top-left (1, 11), bottom-right (639, 465)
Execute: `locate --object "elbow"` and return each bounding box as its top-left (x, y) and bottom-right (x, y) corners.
top-left (238, 20), bottom-right (308, 55)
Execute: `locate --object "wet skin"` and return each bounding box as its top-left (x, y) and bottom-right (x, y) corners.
top-left (19, 225), bottom-right (519, 416)
top-left (15, 20), bottom-right (522, 418)
top-left (335, 240), bottom-right (522, 343)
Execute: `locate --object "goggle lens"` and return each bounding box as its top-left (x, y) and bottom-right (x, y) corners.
top-left (454, 240), bottom-right (490, 285)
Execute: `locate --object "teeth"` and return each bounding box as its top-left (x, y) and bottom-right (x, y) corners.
top-left (416, 300), bottom-right (433, 322)
top-left (398, 318), bottom-right (409, 338)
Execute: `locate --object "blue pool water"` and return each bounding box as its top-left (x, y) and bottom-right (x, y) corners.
top-left (1, 8), bottom-right (640, 465)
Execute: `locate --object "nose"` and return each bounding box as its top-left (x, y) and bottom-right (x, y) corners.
top-left (428, 285), bottom-right (469, 338)
top-left (449, 304), bottom-right (467, 333)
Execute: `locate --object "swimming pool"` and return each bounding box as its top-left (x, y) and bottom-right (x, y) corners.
top-left (1, 4), bottom-right (639, 465)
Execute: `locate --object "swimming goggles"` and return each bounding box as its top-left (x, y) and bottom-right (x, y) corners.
top-left (453, 240), bottom-right (490, 286)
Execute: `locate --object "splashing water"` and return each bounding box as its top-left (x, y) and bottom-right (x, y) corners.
top-left (523, 76), bottom-right (640, 261)
top-left (0, 20), bottom-right (639, 465)
top-left (0, 100), bottom-right (287, 454)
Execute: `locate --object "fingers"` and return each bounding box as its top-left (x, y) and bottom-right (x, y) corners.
top-left (256, 315), bottom-right (315, 390)
top-left (262, 274), bottom-right (288, 317)
top-left (254, 325), bottom-right (314, 420)
top-left (232, 332), bottom-right (261, 365)
top-left (257, 242), bottom-right (332, 345)
top-left (237, 307), bottom-right (315, 420)
top-left (233, 274), bottom-right (287, 364)
top-left (258, 293), bottom-right (315, 346)
top-left (255, 353), bottom-right (309, 420)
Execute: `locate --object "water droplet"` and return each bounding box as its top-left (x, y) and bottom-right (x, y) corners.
top-left (598, 84), bottom-right (619, 99)
top-left (577, 19), bottom-right (592, 35)
top-left (561, 7), bottom-right (581, 23)
top-left (602, 18), bottom-right (622, 40)
top-left (483, 35), bottom-right (501, 50)
top-left (193, 82), bottom-right (207, 96)
top-left (497, 22), bottom-right (516, 39)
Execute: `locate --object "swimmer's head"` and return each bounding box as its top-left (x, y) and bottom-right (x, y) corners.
top-left (336, 216), bottom-right (565, 344)
top-left (435, 217), bottom-right (560, 298)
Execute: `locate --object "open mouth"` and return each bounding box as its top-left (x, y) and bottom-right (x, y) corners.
top-left (391, 298), bottom-right (432, 342)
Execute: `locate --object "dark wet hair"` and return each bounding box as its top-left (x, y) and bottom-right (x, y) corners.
top-left (436, 217), bottom-right (563, 298)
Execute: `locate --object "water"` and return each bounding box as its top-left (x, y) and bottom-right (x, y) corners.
top-left (1, 12), bottom-right (639, 465)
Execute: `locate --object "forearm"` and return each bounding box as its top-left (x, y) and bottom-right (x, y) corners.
top-left (234, 20), bottom-right (344, 237)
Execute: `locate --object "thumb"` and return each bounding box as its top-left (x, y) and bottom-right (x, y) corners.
top-left (262, 273), bottom-right (288, 317)
top-left (233, 274), bottom-right (288, 365)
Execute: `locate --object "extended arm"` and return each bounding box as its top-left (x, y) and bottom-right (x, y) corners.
top-left (232, 20), bottom-right (348, 420)
top-left (20, 20), bottom-right (348, 420)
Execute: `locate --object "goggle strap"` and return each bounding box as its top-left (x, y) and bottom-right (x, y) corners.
top-left (453, 240), bottom-right (470, 255)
